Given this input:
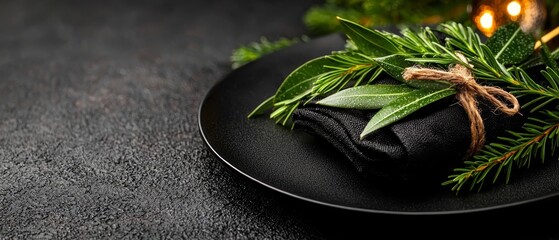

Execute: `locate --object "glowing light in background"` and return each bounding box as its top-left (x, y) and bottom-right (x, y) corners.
top-left (475, 7), bottom-right (496, 36)
top-left (480, 11), bottom-right (494, 30)
top-left (507, 1), bottom-right (522, 18)
top-left (471, 0), bottom-right (547, 37)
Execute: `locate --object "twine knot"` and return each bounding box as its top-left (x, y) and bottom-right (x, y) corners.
top-left (402, 53), bottom-right (520, 155)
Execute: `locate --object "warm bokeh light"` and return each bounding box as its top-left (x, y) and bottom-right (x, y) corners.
top-left (507, 1), bottom-right (522, 17)
top-left (471, 0), bottom-right (546, 37)
top-left (480, 11), bottom-right (494, 30)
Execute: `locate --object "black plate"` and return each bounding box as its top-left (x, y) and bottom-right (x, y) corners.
top-left (199, 34), bottom-right (559, 215)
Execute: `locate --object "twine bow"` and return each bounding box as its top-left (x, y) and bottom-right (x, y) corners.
top-left (402, 53), bottom-right (520, 155)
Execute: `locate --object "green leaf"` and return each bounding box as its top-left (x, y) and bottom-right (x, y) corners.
top-left (374, 54), bottom-right (412, 82)
top-left (337, 17), bottom-right (400, 57)
top-left (316, 84), bottom-right (415, 109)
top-left (274, 56), bottom-right (332, 102)
top-left (375, 54), bottom-right (453, 90)
top-left (360, 87), bottom-right (456, 139)
top-left (407, 80), bottom-right (454, 91)
top-left (248, 95), bottom-right (275, 118)
top-left (486, 23), bottom-right (535, 65)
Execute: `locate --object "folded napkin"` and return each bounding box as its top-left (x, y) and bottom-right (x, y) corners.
top-left (292, 77), bottom-right (526, 185)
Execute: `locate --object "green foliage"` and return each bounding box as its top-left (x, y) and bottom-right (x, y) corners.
top-left (444, 116), bottom-right (559, 192)
top-left (231, 0), bottom-right (559, 69)
top-left (249, 45), bottom-right (379, 127)
top-left (303, 0), bottom-right (470, 36)
top-left (268, 56), bottom-right (333, 126)
top-left (247, 17), bottom-right (559, 193)
top-left (230, 36), bottom-right (307, 69)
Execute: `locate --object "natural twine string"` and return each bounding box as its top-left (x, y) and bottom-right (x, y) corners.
top-left (402, 53), bottom-right (520, 155)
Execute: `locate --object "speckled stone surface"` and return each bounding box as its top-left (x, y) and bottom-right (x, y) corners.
top-left (0, 1), bottom-right (325, 238)
top-left (0, 1), bottom-right (558, 239)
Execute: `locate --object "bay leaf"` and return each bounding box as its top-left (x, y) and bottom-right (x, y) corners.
top-left (247, 95), bottom-right (275, 118)
top-left (337, 17), bottom-right (400, 57)
top-left (360, 87), bottom-right (456, 139)
top-left (274, 56), bottom-right (332, 102)
top-left (316, 84), bottom-right (415, 109)
top-left (374, 54), bottom-right (411, 82)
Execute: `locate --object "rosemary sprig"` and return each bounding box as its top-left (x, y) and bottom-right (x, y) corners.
top-left (402, 22), bottom-right (527, 85)
top-left (313, 52), bottom-right (379, 95)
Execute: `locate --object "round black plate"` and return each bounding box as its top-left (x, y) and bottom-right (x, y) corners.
top-left (199, 34), bottom-right (559, 215)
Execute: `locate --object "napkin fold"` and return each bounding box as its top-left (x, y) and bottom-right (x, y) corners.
top-left (292, 78), bottom-right (525, 184)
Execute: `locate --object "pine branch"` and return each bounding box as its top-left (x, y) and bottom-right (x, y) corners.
top-left (443, 110), bottom-right (559, 192)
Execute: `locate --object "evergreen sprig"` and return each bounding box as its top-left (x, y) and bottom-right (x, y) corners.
top-left (444, 111), bottom-right (559, 192)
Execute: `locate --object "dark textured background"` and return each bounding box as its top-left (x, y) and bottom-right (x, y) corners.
top-left (1, 0), bottom-right (558, 239)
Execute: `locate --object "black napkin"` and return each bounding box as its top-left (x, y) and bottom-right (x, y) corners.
top-left (292, 78), bottom-right (526, 184)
